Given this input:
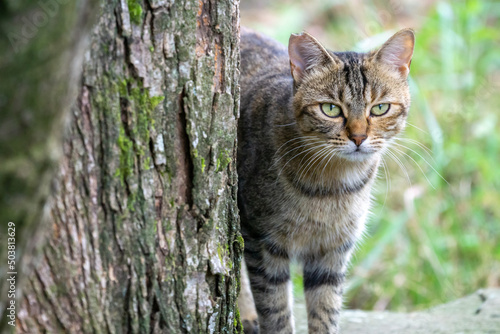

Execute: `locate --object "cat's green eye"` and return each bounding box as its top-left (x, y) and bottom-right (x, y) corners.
top-left (320, 103), bottom-right (342, 118)
top-left (371, 103), bottom-right (391, 116)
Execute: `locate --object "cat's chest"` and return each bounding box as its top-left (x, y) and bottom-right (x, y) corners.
top-left (272, 184), bottom-right (372, 254)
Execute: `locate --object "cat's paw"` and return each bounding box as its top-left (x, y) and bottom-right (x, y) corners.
top-left (239, 260), bottom-right (260, 333)
top-left (242, 318), bottom-right (259, 334)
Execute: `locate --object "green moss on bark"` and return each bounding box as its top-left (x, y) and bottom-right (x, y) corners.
top-left (127, 0), bottom-right (143, 25)
top-left (14, 0), bottom-right (242, 333)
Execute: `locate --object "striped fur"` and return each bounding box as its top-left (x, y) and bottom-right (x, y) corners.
top-left (237, 28), bottom-right (414, 333)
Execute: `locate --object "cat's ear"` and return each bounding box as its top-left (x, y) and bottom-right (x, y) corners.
top-left (288, 32), bottom-right (339, 84)
top-left (375, 28), bottom-right (415, 77)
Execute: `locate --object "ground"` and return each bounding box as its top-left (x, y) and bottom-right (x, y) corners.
top-left (294, 289), bottom-right (500, 333)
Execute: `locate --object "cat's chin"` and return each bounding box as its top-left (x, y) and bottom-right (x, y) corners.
top-left (340, 150), bottom-right (377, 162)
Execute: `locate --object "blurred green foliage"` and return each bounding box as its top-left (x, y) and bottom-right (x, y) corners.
top-left (242, 0), bottom-right (500, 311)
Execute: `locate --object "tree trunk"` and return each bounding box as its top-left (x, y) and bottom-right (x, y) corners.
top-left (0, 0), bottom-right (98, 329)
top-left (16, 0), bottom-right (242, 333)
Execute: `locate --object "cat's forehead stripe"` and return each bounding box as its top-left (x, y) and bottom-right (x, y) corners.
top-left (336, 53), bottom-right (367, 113)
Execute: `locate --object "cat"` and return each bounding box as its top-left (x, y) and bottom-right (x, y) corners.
top-left (237, 27), bottom-right (414, 334)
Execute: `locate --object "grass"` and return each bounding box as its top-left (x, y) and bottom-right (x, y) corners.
top-left (242, 0), bottom-right (500, 311)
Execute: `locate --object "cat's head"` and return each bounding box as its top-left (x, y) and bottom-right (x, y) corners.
top-left (288, 29), bottom-right (414, 162)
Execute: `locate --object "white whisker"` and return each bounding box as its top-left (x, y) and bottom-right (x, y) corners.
top-left (295, 146), bottom-right (334, 184)
top-left (379, 156), bottom-right (390, 209)
top-left (319, 149), bottom-right (341, 185)
top-left (393, 139), bottom-right (448, 184)
top-left (391, 146), bottom-right (434, 188)
top-left (271, 139), bottom-right (320, 168)
top-left (277, 143), bottom-right (329, 178)
top-left (391, 146), bottom-right (448, 188)
top-left (274, 136), bottom-right (317, 155)
top-left (406, 121), bottom-right (428, 134)
top-left (394, 137), bottom-right (435, 163)
top-left (385, 148), bottom-right (412, 187)
top-left (275, 122), bottom-right (297, 127)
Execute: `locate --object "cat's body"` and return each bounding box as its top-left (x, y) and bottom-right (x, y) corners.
top-left (238, 28), bottom-right (414, 333)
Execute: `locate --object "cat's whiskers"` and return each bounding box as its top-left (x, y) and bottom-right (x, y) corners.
top-left (275, 122), bottom-right (297, 127)
top-left (272, 138), bottom-right (320, 168)
top-left (406, 121), bottom-right (429, 134)
top-left (379, 156), bottom-right (391, 209)
top-left (294, 142), bottom-right (329, 169)
top-left (319, 148), bottom-right (342, 186)
top-left (277, 143), bottom-right (330, 178)
top-left (389, 146), bottom-right (435, 189)
top-left (396, 139), bottom-right (449, 185)
top-left (274, 141), bottom-right (320, 166)
top-left (374, 136), bottom-right (447, 188)
top-left (390, 144), bottom-right (449, 188)
top-left (276, 141), bottom-right (326, 171)
top-left (278, 135), bottom-right (316, 148)
top-left (274, 136), bottom-right (317, 157)
top-left (394, 137), bottom-right (435, 163)
top-left (293, 144), bottom-right (332, 179)
top-left (295, 145), bottom-right (336, 185)
top-left (385, 148), bottom-right (412, 186)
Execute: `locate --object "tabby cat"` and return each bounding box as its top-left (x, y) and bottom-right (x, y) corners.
top-left (237, 28), bottom-right (415, 333)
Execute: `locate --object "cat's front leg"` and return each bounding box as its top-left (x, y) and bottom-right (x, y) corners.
top-left (302, 241), bottom-right (354, 333)
top-left (239, 260), bottom-right (260, 334)
top-left (245, 239), bottom-right (294, 334)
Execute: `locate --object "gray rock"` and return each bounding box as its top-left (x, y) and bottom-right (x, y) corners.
top-left (294, 289), bottom-right (500, 333)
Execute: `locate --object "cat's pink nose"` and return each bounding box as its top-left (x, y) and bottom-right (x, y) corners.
top-left (349, 134), bottom-right (367, 147)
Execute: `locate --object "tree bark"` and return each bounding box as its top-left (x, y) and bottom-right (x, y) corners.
top-left (0, 0), bottom-right (98, 329)
top-left (15, 0), bottom-right (242, 333)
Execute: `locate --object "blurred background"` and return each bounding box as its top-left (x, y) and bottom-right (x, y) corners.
top-left (241, 0), bottom-right (500, 312)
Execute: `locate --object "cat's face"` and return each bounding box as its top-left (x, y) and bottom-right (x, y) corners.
top-left (289, 29), bottom-right (414, 162)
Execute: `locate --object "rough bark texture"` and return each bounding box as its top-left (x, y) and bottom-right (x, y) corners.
top-left (0, 0), bottom-right (98, 329)
top-left (16, 0), bottom-right (242, 333)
